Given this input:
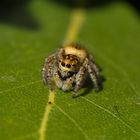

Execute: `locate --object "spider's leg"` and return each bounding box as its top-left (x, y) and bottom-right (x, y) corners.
top-left (62, 75), bottom-right (75, 91)
top-left (74, 58), bottom-right (88, 92)
top-left (89, 55), bottom-right (100, 76)
top-left (88, 60), bottom-right (100, 91)
top-left (42, 54), bottom-right (55, 91)
top-left (91, 63), bottom-right (100, 76)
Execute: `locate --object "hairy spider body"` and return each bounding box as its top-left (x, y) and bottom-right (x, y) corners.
top-left (42, 43), bottom-right (101, 96)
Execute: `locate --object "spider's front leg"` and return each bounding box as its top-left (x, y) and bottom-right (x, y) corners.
top-left (88, 60), bottom-right (100, 91)
top-left (42, 54), bottom-right (55, 91)
top-left (74, 58), bottom-right (88, 93)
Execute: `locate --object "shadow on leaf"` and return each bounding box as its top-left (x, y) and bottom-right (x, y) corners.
top-left (74, 74), bottom-right (106, 98)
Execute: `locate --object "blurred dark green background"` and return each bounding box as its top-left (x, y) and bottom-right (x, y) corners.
top-left (0, 0), bottom-right (139, 29)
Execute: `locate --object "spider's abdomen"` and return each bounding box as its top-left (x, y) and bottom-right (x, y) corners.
top-left (63, 44), bottom-right (87, 62)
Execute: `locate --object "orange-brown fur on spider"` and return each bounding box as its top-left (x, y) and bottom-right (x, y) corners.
top-left (42, 43), bottom-right (102, 97)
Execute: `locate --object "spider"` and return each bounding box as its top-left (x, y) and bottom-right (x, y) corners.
top-left (42, 43), bottom-right (102, 97)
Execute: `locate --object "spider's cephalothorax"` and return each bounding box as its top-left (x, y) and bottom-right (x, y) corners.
top-left (42, 43), bottom-right (102, 97)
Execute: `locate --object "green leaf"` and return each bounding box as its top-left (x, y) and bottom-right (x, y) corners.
top-left (0, 1), bottom-right (140, 140)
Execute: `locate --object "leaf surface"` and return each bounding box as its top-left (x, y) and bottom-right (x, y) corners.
top-left (0, 1), bottom-right (140, 140)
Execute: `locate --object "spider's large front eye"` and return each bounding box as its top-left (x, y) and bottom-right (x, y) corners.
top-left (66, 64), bottom-right (71, 68)
top-left (61, 62), bottom-right (65, 67)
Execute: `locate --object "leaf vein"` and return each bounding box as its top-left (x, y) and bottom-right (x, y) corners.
top-left (55, 103), bottom-right (91, 140)
top-left (81, 96), bottom-right (140, 137)
top-left (10, 132), bottom-right (38, 140)
top-left (96, 50), bottom-right (140, 96)
top-left (0, 80), bottom-right (42, 94)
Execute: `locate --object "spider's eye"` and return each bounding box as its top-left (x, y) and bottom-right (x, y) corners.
top-left (72, 64), bottom-right (76, 67)
top-left (61, 62), bottom-right (65, 67)
top-left (66, 64), bottom-right (71, 68)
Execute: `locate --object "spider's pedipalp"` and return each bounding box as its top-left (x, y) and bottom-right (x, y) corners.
top-left (53, 66), bottom-right (63, 89)
top-left (62, 75), bottom-right (75, 91)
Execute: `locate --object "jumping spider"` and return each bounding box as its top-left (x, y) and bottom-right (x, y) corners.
top-left (42, 43), bottom-right (102, 97)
